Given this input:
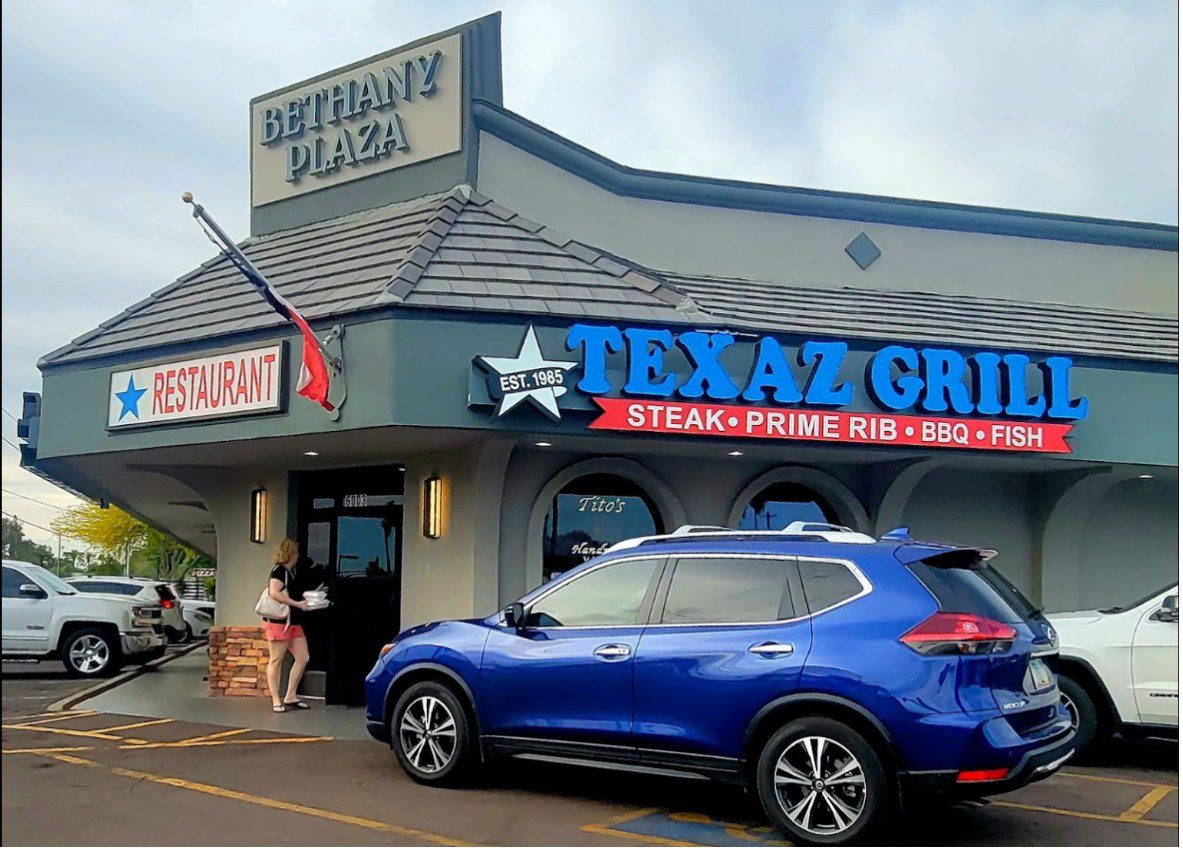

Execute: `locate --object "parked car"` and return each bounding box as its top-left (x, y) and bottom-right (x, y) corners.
top-left (2, 559), bottom-right (167, 677)
top-left (66, 576), bottom-right (188, 643)
top-left (364, 524), bottom-right (1072, 845)
top-left (1050, 584), bottom-right (1179, 753)
top-left (176, 596), bottom-right (215, 640)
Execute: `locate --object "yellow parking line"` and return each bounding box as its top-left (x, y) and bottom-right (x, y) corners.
top-left (1121, 785), bottom-right (1175, 821)
top-left (581, 808), bottom-right (706, 847)
top-left (175, 727), bottom-right (251, 745)
top-left (48, 753), bottom-right (99, 767)
top-left (993, 799), bottom-right (1178, 828)
top-left (671, 811), bottom-right (789, 845)
top-left (6, 710), bottom-right (99, 728)
top-left (120, 735), bottom-right (332, 750)
top-left (109, 767), bottom-right (470, 845)
top-left (92, 718), bottom-right (175, 734)
top-left (6, 710), bottom-right (97, 724)
top-left (1061, 770), bottom-right (1178, 790)
top-left (2, 746), bottom-right (95, 756)
top-left (2, 724), bottom-right (125, 742)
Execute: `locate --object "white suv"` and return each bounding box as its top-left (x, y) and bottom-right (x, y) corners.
top-left (1050, 584), bottom-right (1179, 752)
top-left (3, 560), bottom-right (167, 677)
top-left (67, 576), bottom-right (187, 642)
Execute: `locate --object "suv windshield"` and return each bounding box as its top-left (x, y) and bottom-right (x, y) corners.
top-left (1098, 583), bottom-right (1178, 615)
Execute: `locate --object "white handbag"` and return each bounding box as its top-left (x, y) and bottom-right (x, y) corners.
top-left (254, 585), bottom-right (289, 620)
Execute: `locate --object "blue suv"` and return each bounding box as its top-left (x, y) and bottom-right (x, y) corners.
top-left (365, 523), bottom-right (1073, 844)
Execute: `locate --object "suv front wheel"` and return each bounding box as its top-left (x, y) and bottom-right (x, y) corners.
top-left (391, 681), bottom-right (475, 786)
top-left (756, 717), bottom-right (888, 845)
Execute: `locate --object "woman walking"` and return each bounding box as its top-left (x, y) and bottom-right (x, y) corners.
top-left (264, 538), bottom-right (311, 712)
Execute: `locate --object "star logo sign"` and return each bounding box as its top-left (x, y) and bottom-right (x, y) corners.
top-left (477, 326), bottom-right (576, 422)
top-left (114, 375), bottom-right (147, 421)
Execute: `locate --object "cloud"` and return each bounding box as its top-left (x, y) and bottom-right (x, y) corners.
top-left (1, 0), bottom-right (1176, 540)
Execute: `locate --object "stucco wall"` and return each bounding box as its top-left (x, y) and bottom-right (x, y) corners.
top-left (1074, 478), bottom-right (1179, 611)
top-left (476, 133), bottom-right (1177, 314)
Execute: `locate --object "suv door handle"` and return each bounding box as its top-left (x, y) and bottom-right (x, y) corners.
top-left (749, 642), bottom-right (794, 656)
top-left (593, 643), bottom-right (632, 661)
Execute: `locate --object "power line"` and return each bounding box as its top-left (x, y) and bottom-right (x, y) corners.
top-left (1, 407), bottom-right (16, 422)
top-left (1, 510), bottom-right (56, 535)
top-left (2, 435), bottom-right (20, 452)
top-left (2, 488), bottom-right (65, 511)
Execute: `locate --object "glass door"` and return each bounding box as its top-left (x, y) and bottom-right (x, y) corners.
top-left (296, 466), bottom-right (404, 705)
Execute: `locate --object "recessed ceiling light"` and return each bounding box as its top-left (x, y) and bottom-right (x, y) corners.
top-left (303, 451), bottom-right (319, 457)
top-left (535, 441), bottom-right (553, 448)
top-left (1138, 473), bottom-right (1154, 479)
top-left (728, 450), bottom-right (744, 457)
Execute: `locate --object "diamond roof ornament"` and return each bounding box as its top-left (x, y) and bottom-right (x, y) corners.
top-left (845, 232), bottom-right (882, 270)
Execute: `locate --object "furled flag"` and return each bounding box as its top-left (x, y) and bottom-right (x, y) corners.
top-left (181, 193), bottom-right (334, 411)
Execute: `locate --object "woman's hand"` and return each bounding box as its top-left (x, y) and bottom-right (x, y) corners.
top-left (294, 600), bottom-right (311, 611)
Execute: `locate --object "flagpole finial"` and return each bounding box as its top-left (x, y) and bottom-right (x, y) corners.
top-left (181, 191), bottom-right (194, 204)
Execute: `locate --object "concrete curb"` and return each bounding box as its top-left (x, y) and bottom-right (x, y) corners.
top-left (48, 640), bottom-right (209, 712)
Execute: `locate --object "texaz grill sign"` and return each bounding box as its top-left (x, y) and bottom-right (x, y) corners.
top-left (475, 325), bottom-right (1089, 454)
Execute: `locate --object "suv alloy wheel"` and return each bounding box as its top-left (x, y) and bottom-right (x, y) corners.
top-left (391, 681), bottom-right (474, 786)
top-left (756, 717), bottom-right (888, 844)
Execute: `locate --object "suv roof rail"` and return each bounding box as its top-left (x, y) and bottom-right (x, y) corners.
top-left (603, 522), bottom-right (877, 554)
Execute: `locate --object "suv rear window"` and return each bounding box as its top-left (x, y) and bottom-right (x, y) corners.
top-left (156, 585), bottom-right (177, 601)
top-left (908, 560), bottom-right (1024, 624)
top-left (799, 559), bottom-right (864, 614)
top-left (73, 581), bottom-right (140, 596)
top-left (660, 557), bottom-right (793, 624)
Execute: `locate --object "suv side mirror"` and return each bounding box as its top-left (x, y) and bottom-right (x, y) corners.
top-left (18, 583), bottom-right (47, 599)
top-left (1152, 595), bottom-right (1179, 623)
top-left (503, 602), bottom-right (526, 630)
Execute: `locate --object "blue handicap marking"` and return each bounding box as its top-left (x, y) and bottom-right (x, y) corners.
top-left (607, 810), bottom-right (791, 846)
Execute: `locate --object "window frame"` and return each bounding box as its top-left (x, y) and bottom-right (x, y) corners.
top-left (3, 566), bottom-right (34, 598)
top-left (521, 554), bottom-right (667, 630)
top-left (797, 556), bottom-right (873, 617)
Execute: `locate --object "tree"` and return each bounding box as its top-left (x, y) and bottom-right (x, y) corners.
top-left (50, 504), bottom-right (212, 580)
top-left (2, 516), bottom-right (57, 568)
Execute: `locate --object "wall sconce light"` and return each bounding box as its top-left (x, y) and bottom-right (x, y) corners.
top-left (423, 475), bottom-right (443, 539)
top-left (250, 488), bottom-right (268, 544)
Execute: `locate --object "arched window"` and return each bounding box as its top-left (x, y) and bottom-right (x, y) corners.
top-left (542, 474), bottom-right (662, 581)
top-left (737, 481), bottom-right (839, 531)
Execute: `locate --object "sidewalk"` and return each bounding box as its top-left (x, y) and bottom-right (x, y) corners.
top-left (76, 648), bottom-right (368, 739)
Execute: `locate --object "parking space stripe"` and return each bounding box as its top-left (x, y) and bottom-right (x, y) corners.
top-left (119, 735), bottom-right (333, 750)
top-left (6, 710), bottom-right (99, 728)
top-left (1120, 785), bottom-right (1175, 821)
top-left (5, 710), bottom-right (97, 723)
top-left (47, 753), bottom-right (99, 767)
top-left (1061, 770), bottom-right (1179, 790)
top-left (2, 723), bottom-right (125, 742)
top-left (91, 718), bottom-right (175, 734)
top-left (108, 767), bottom-right (471, 845)
top-left (994, 799), bottom-right (1178, 828)
top-left (2, 746), bottom-right (95, 755)
top-left (174, 727), bottom-right (251, 744)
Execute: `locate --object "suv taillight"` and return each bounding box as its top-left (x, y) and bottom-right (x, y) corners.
top-left (160, 598), bottom-right (176, 609)
top-left (900, 612), bottom-right (1017, 655)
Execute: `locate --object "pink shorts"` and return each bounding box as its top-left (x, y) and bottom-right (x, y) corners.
top-left (262, 621), bottom-right (305, 642)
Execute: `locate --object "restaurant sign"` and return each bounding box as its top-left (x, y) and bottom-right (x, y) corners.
top-left (475, 325), bottom-right (1089, 454)
top-left (108, 345), bottom-right (285, 429)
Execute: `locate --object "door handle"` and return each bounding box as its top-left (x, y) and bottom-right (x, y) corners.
top-left (749, 642), bottom-right (794, 657)
top-left (593, 643), bottom-right (632, 661)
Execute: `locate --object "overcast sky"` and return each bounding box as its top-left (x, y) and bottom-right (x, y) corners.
top-left (1, 0), bottom-right (1177, 548)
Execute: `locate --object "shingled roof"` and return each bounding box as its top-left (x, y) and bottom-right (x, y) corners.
top-left (39, 185), bottom-right (1178, 368)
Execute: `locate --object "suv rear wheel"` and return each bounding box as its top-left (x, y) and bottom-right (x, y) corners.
top-left (756, 717), bottom-right (888, 845)
top-left (60, 627), bottom-right (121, 678)
top-left (1058, 674), bottom-right (1099, 754)
top-left (391, 681), bottom-right (475, 786)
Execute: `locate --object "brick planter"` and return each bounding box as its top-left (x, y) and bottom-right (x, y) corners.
top-left (208, 626), bottom-right (272, 698)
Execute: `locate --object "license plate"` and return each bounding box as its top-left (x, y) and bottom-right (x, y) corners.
top-left (1029, 658), bottom-right (1054, 691)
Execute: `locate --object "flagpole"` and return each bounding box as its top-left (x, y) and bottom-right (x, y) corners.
top-left (180, 192), bottom-right (339, 370)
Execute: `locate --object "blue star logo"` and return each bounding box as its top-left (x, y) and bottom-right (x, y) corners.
top-left (114, 375), bottom-right (147, 421)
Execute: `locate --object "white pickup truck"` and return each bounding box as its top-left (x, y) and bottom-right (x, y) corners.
top-left (2, 559), bottom-right (168, 677)
top-left (1050, 584), bottom-right (1179, 753)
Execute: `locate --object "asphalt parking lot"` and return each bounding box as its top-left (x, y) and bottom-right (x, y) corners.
top-left (2, 661), bottom-right (1178, 846)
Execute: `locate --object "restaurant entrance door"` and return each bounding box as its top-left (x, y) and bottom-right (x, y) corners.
top-left (296, 466), bottom-right (404, 705)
